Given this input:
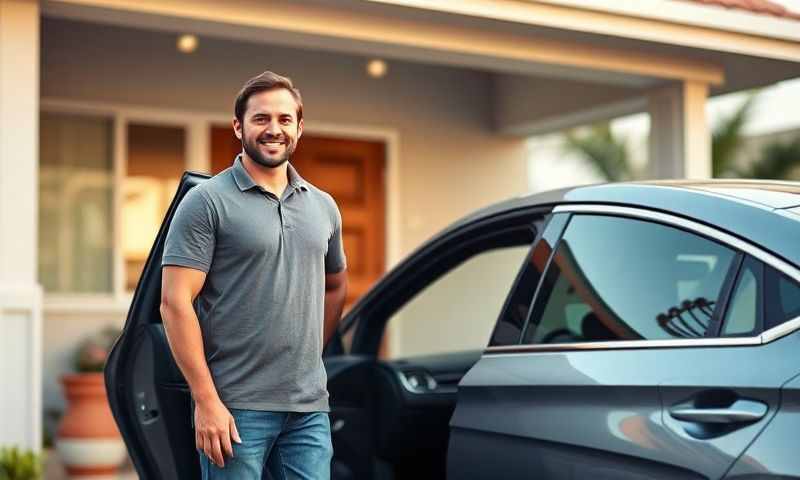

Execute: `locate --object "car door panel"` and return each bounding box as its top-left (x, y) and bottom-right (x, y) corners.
top-left (451, 350), bottom-right (696, 480)
top-left (105, 172), bottom-right (208, 479)
top-left (452, 340), bottom-right (795, 480)
top-left (724, 354), bottom-right (800, 479)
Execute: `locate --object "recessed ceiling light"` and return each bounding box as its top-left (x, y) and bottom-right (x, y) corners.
top-left (177, 34), bottom-right (198, 54)
top-left (366, 59), bottom-right (388, 78)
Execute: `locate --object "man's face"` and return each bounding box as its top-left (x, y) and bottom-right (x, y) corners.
top-left (234, 88), bottom-right (303, 169)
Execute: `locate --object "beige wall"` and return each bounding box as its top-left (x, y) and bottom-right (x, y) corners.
top-left (42, 17), bottom-right (528, 253)
top-left (40, 18), bottom-right (528, 410)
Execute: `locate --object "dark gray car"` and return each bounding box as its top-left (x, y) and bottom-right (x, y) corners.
top-left (106, 176), bottom-right (800, 479)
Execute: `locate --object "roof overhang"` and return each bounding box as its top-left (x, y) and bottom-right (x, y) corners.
top-left (41, 0), bottom-right (800, 135)
top-left (42, 0), bottom-right (728, 86)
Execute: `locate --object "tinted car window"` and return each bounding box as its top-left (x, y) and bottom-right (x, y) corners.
top-left (522, 215), bottom-right (737, 344)
top-left (490, 214), bottom-right (569, 346)
top-left (721, 256), bottom-right (762, 337)
top-left (765, 265), bottom-right (800, 330)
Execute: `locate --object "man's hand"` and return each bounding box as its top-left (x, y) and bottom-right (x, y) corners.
top-left (160, 265), bottom-right (241, 467)
top-left (194, 397), bottom-right (241, 468)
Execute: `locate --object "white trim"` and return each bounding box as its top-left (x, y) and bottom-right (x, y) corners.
top-left (187, 119), bottom-right (211, 173)
top-left (485, 314), bottom-right (800, 355)
top-left (362, 0), bottom-right (800, 61)
top-left (530, 0), bottom-right (800, 43)
top-left (485, 336), bottom-right (762, 355)
top-left (39, 98), bottom-right (401, 333)
top-left (112, 114), bottom-right (126, 298)
top-left (43, 294), bottom-right (133, 315)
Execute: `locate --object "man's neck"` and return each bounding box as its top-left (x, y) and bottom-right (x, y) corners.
top-left (241, 154), bottom-right (289, 197)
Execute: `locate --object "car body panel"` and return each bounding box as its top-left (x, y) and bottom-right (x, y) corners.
top-left (451, 332), bottom-right (800, 479)
top-left (724, 348), bottom-right (800, 479)
top-left (447, 188), bottom-right (800, 480)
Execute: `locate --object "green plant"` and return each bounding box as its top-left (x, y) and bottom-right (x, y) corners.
top-left (0, 447), bottom-right (42, 480)
top-left (74, 326), bottom-right (122, 373)
top-left (563, 122), bottom-right (637, 181)
top-left (712, 93), bottom-right (758, 178)
top-left (564, 91), bottom-right (800, 182)
top-left (746, 137), bottom-right (800, 180)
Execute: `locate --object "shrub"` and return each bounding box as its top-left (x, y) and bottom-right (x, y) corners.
top-left (0, 446), bottom-right (42, 480)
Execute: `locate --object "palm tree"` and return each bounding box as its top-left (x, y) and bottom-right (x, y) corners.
top-left (563, 92), bottom-right (800, 181)
top-left (748, 138), bottom-right (800, 180)
top-left (563, 123), bottom-right (634, 182)
top-left (712, 94), bottom-right (757, 178)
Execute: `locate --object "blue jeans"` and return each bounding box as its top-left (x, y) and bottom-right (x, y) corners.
top-left (198, 409), bottom-right (332, 480)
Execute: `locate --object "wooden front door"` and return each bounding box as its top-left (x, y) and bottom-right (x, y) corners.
top-left (209, 127), bottom-right (386, 310)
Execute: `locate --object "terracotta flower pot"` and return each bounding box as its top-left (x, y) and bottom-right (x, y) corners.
top-left (56, 372), bottom-right (127, 478)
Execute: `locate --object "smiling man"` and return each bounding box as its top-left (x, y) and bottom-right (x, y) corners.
top-left (159, 71), bottom-right (348, 479)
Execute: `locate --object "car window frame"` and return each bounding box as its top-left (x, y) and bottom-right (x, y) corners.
top-left (486, 204), bottom-right (800, 355)
top-left (339, 207), bottom-right (550, 357)
top-left (489, 212), bottom-right (570, 347)
top-left (715, 255), bottom-right (764, 338)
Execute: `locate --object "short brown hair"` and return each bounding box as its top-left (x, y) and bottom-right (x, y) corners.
top-left (234, 71), bottom-right (303, 124)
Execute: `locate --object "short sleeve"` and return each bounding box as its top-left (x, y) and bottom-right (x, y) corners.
top-left (162, 187), bottom-right (216, 272)
top-left (325, 199), bottom-right (347, 274)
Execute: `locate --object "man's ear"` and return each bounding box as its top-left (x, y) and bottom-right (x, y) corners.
top-left (297, 118), bottom-right (304, 141)
top-left (232, 117), bottom-right (243, 140)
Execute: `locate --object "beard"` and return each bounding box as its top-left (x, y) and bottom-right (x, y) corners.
top-left (241, 128), bottom-right (296, 169)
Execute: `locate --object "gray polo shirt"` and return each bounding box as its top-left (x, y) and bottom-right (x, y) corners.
top-left (162, 156), bottom-right (346, 412)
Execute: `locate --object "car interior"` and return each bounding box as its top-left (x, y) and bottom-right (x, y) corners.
top-left (321, 215), bottom-right (542, 479)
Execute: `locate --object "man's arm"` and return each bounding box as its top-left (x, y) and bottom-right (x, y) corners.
top-left (160, 266), bottom-right (240, 468)
top-left (323, 269), bottom-right (348, 345)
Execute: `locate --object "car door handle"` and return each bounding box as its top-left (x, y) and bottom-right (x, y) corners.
top-left (669, 399), bottom-right (768, 424)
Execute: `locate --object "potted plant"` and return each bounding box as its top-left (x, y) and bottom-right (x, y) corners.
top-left (55, 326), bottom-right (127, 478)
top-left (0, 446), bottom-right (42, 480)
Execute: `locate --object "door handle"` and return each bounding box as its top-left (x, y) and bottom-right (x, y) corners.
top-left (669, 399), bottom-right (767, 424)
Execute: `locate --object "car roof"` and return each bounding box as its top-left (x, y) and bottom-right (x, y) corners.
top-left (454, 179), bottom-right (800, 268)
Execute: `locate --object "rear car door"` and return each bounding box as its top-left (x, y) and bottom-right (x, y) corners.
top-left (105, 172), bottom-right (208, 479)
top-left (448, 205), bottom-right (800, 479)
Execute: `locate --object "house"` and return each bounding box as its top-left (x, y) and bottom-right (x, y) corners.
top-left (1, 0), bottom-right (799, 450)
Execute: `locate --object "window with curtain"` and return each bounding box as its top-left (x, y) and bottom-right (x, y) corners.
top-left (39, 112), bottom-right (114, 293)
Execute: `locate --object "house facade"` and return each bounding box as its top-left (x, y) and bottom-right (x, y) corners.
top-left (1, 0), bottom-right (799, 450)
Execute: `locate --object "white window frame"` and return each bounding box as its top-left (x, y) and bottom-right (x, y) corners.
top-left (39, 98), bottom-right (401, 344)
top-left (40, 99), bottom-right (212, 313)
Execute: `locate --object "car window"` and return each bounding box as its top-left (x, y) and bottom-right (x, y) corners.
top-left (765, 264), bottom-right (800, 331)
top-left (521, 214), bottom-right (737, 344)
top-left (386, 244), bottom-right (532, 358)
top-left (721, 256), bottom-right (762, 337)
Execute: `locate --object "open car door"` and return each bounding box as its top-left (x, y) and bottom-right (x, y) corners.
top-left (105, 171), bottom-right (209, 479)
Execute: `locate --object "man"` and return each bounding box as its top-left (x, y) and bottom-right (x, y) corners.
top-left (160, 70), bottom-right (348, 479)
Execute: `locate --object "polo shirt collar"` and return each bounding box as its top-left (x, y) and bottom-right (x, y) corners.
top-left (232, 155), bottom-right (309, 193)
top-left (287, 163), bottom-right (309, 192)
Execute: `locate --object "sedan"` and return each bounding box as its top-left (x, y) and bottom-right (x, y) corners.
top-left (106, 176), bottom-right (800, 479)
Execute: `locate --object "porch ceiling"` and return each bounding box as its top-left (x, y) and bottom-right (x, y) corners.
top-left (41, 0), bottom-right (800, 135)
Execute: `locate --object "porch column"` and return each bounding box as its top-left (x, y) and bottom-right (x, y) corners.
top-left (648, 80), bottom-right (711, 179)
top-left (0, 0), bottom-right (42, 451)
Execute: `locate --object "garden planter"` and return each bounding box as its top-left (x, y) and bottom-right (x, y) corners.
top-left (56, 372), bottom-right (127, 478)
